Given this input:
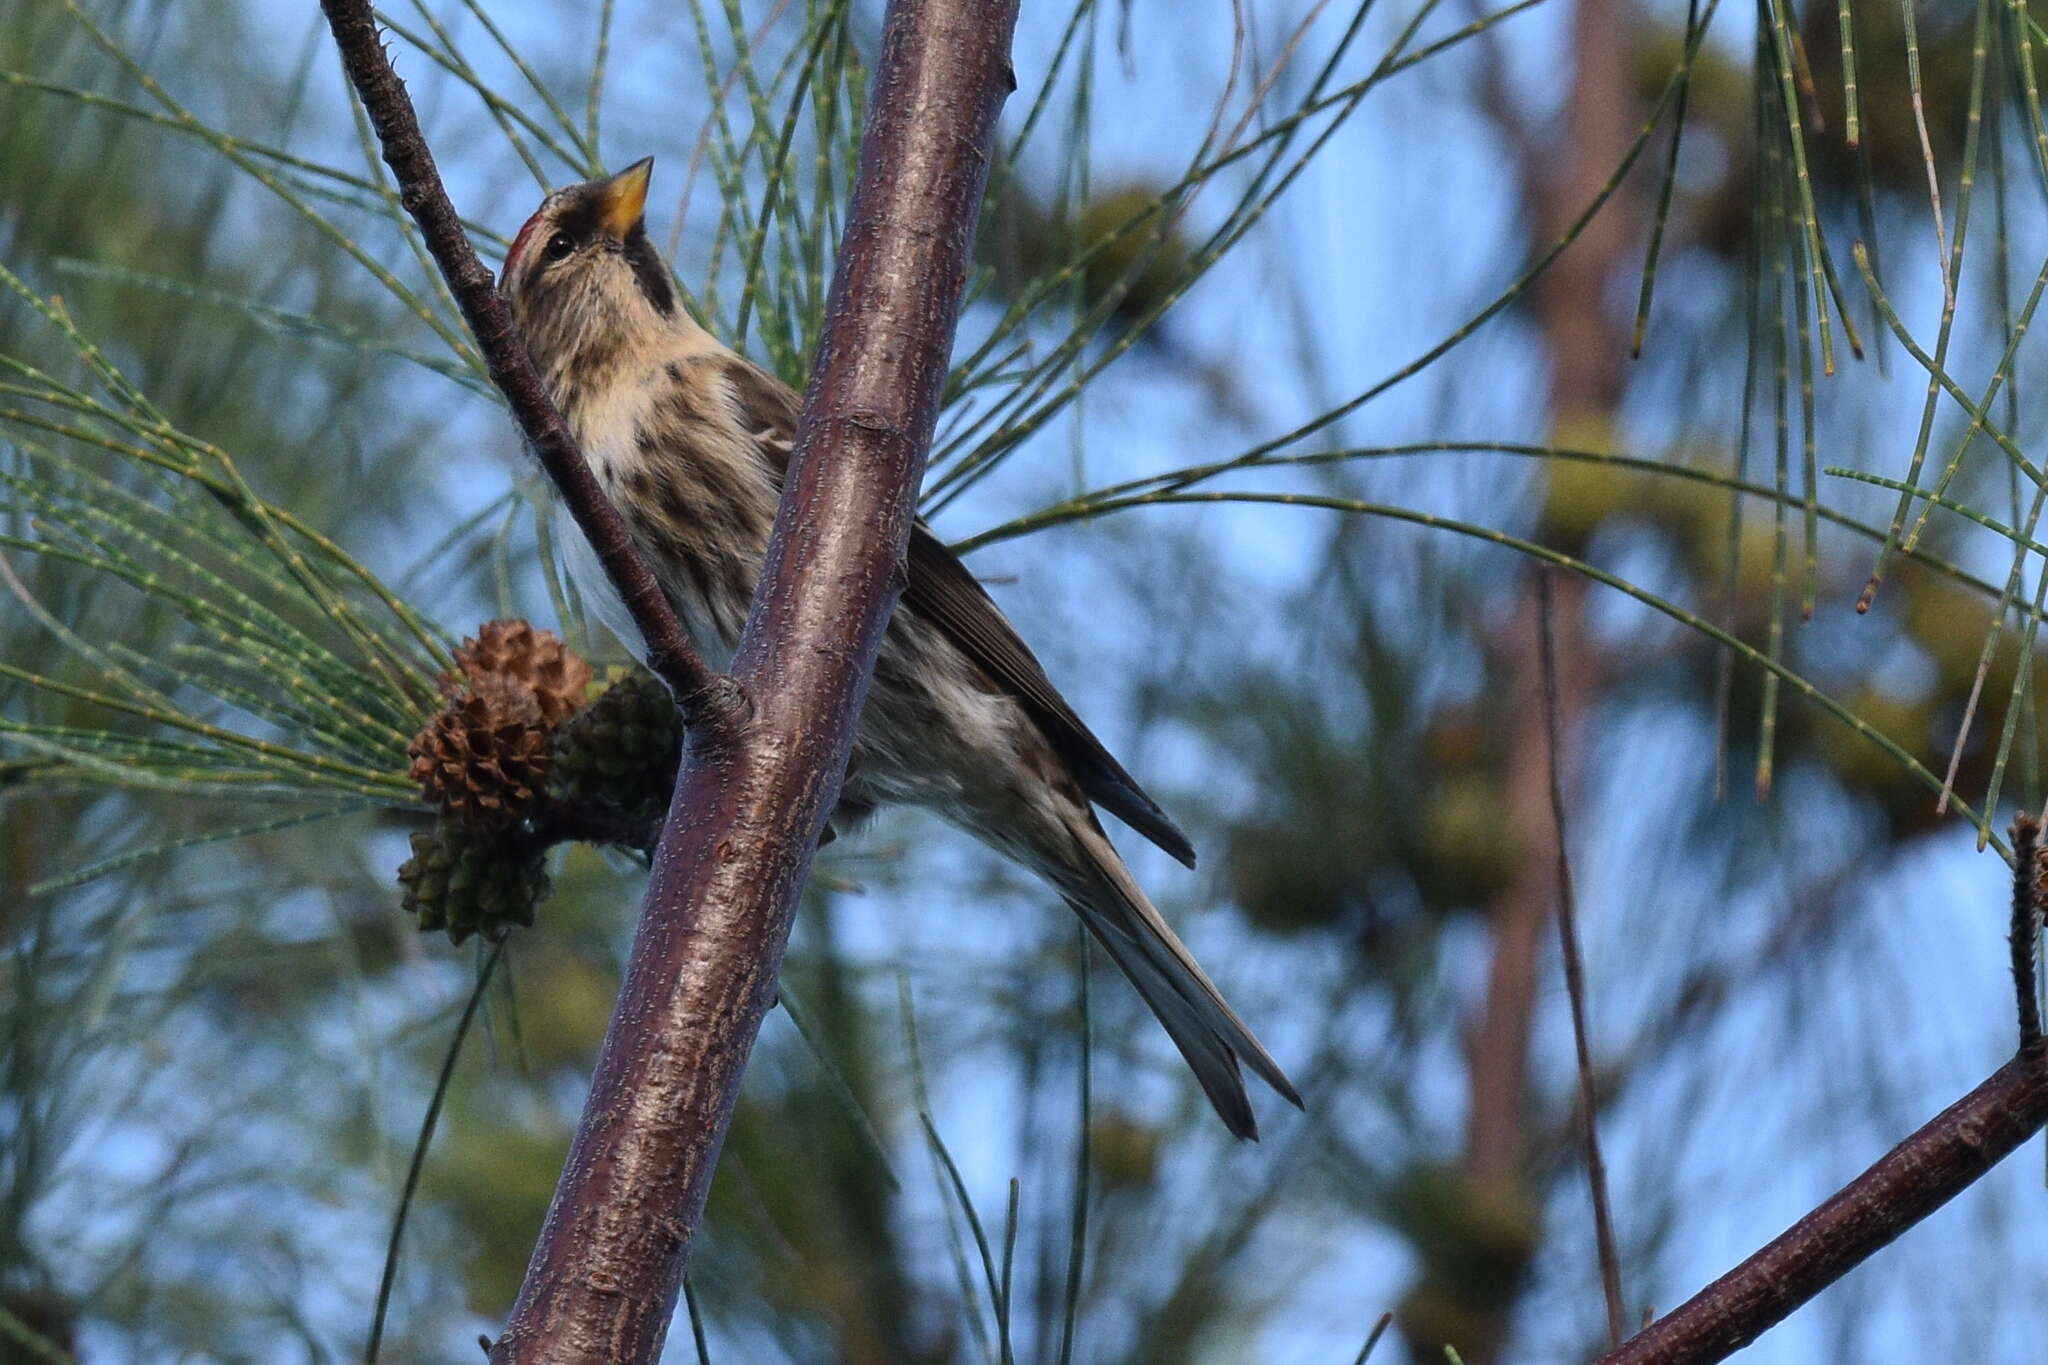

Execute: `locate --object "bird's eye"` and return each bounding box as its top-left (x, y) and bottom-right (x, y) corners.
top-left (542, 232), bottom-right (576, 262)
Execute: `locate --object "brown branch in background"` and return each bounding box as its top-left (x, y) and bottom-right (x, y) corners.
top-left (2013, 814), bottom-right (2042, 1049)
top-left (319, 0), bottom-right (732, 731)
top-left (1596, 1046), bottom-right (2048, 1365)
top-left (1412, 0), bottom-right (1640, 1346)
top-left (1535, 570), bottom-right (1625, 1349)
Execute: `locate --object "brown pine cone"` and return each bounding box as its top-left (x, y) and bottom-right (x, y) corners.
top-left (408, 677), bottom-right (552, 829)
top-left (450, 619), bottom-right (593, 725)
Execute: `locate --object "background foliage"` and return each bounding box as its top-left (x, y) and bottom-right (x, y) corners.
top-left (5, 0), bottom-right (2048, 1360)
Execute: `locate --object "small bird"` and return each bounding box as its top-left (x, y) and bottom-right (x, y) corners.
top-left (500, 159), bottom-right (1300, 1138)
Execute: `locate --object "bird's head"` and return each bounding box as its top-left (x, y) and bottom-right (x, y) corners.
top-left (500, 157), bottom-right (679, 382)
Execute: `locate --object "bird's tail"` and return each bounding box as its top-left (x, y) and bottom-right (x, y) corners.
top-left (1040, 807), bottom-right (1302, 1140)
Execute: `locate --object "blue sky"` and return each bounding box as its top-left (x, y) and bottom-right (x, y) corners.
top-left (18, 0), bottom-right (2048, 1358)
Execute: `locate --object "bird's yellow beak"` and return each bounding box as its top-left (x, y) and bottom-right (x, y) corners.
top-left (597, 157), bottom-right (653, 239)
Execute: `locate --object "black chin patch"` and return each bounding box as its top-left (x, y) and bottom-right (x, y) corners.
top-left (623, 224), bottom-right (677, 318)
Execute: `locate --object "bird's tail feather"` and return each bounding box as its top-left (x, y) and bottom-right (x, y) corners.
top-left (1053, 813), bottom-right (1302, 1140)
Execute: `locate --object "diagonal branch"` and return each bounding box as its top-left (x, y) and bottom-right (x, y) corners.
top-left (323, 1), bottom-right (1020, 1360)
top-left (1595, 829), bottom-right (2048, 1363)
top-left (320, 1), bottom-right (732, 729)
top-left (1596, 1042), bottom-right (2048, 1363)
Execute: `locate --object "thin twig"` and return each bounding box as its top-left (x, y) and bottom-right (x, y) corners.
top-left (1056, 925), bottom-right (1091, 1365)
top-left (367, 943), bottom-right (504, 1363)
top-left (1350, 1311), bottom-right (1394, 1364)
top-left (318, 0), bottom-right (735, 735)
top-left (2013, 814), bottom-right (2042, 1049)
top-left (1900, 0), bottom-right (1956, 313)
top-left (1536, 570), bottom-right (1625, 1349)
top-left (1937, 645), bottom-right (1996, 816)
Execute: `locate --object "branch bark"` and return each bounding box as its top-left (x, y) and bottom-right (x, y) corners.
top-left (1596, 1043), bottom-right (2048, 1364)
top-left (323, 0), bottom-right (1019, 1358)
top-left (320, 1), bottom-right (731, 730)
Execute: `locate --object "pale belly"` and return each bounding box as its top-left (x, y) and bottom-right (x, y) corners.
top-left (559, 365), bottom-right (1038, 830)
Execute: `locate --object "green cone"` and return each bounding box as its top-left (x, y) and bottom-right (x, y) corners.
top-left (547, 670), bottom-right (684, 851)
top-left (397, 823), bottom-right (549, 945)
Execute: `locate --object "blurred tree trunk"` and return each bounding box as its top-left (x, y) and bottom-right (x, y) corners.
top-left (1400, 0), bottom-right (1637, 1356)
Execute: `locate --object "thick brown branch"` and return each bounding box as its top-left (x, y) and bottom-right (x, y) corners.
top-left (480, 2), bottom-right (1015, 1361)
top-left (323, 0), bottom-right (1017, 1356)
top-left (1596, 1045), bottom-right (2048, 1364)
top-left (319, 1), bottom-right (732, 731)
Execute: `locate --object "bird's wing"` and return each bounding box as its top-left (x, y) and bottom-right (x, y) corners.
top-left (901, 524), bottom-right (1198, 868)
top-left (718, 354), bottom-right (1197, 868)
